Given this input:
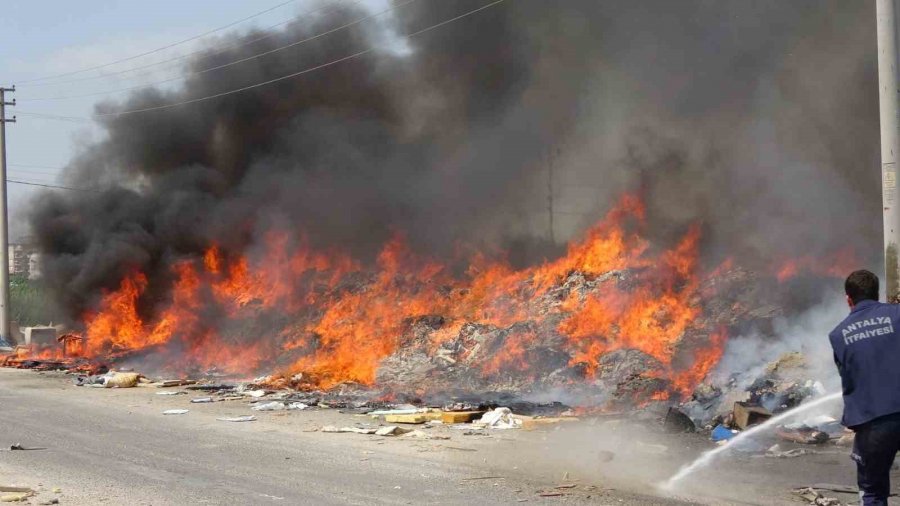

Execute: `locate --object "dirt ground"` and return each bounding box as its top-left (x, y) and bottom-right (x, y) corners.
top-left (0, 368), bottom-right (893, 505)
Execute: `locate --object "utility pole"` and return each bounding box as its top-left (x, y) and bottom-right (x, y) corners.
top-left (0, 86), bottom-right (14, 344)
top-left (878, 0), bottom-right (900, 301)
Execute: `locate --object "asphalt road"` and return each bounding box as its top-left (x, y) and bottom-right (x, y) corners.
top-left (0, 369), bottom-right (698, 505)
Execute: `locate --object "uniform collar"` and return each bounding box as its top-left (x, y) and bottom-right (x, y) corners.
top-left (850, 299), bottom-right (879, 314)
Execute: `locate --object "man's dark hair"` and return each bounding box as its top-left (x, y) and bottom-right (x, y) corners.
top-left (845, 270), bottom-right (880, 304)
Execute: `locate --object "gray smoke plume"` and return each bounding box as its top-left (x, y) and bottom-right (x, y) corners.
top-left (29, 0), bottom-right (879, 323)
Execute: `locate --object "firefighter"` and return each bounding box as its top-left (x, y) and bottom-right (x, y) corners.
top-left (829, 270), bottom-right (900, 506)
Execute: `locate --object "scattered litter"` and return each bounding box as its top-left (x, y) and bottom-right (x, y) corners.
top-left (0, 492), bottom-right (31, 502)
top-left (441, 411), bottom-right (486, 424)
top-left (460, 476), bottom-right (504, 481)
top-left (766, 444), bottom-right (809, 458)
top-left (243, 390), bottom-right (267, 398)
top-left (163, 409), bottom-right (189, 415)
top-left (793, 487), bottom-right (842, 506)
top-left (776, 426), bottom-right (829, 445)
top-left (0, 488), bottom-right (34, 503)
top-left (663, 407), bottom-right (696, 433)
top-left (384, 413), bottom-right (428, 424)
top-left (156, 391), bottom-right (187, 396)
top-left (402, 429), bottom-right (450, 440)
top-left (806, 483), bottom-right (857, 494)
top-left (250, 401), bottom-right (309, 412)
top-left (711, 424), bottom-right (738, 442)
top-left (732, 402), bottom-right (772, 430)
top-left (7, 444), bottom-right (44, 451)
top-left (38, 499), bottom-right (59, 505)
top-left (191, 397), bottom-right (213, 403)
top-left (368, 408), bottom-right (423, 416)
top-left (537, 491), bottom-right (564, 497)
top-left (473, 407), bottom-right (522, 429)
top-left (217, 415), bottom-right (257, 422)
top-left (555, 484), bottom-right (577, 489)
top-left (157, 379), bottom-right (197, 388)
top-left (105, 371), bottom-right (141, 388)
top-left (375, 426), bottom-right (412, 436)
top-left (322, 426), bottom-right (377, 434)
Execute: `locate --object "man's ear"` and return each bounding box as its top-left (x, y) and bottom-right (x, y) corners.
top-left (847, 295), bottom-right (855, 309)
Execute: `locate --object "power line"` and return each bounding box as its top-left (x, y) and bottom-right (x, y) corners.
top-left (7, 179), bottom-right (97, 192)
top-left (15, 111), bottom-right (93, 123)
top-left (29, 0), bottom-right (507, 121)
top-left (14, 0), bottom-right (506, 122)
top-left (17, 0), bottom-right (301, 85)
top-left (17, 0), bottom-right (419, 102)
top-left (19, 0), bottom-right (362, 89)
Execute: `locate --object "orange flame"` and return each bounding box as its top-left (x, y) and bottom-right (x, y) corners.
top-left (74, 194), bottom-right (728, 399)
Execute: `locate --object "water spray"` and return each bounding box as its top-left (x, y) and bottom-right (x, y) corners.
top-left (660, 391), bottom-right (843, 490)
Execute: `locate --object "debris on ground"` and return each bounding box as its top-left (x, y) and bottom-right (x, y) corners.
top-left (473, 407), bottom-right (522, 429)
top-left (440, 411), bottom-right (486, 424)
top-left (384, 413), bottom-right (429, 424)
top-left (793, 487), bottom-right (843, 506)
top-left (104, 371), bottom-right (141, 388)
top-left (217, 415), bottom-right (257, 422)
top-left (374, 426), bottom-right (412, 436)
top-left (322, 426), bottom-right (377, 434)
top-left (191, 397), bottom-right (213, 403)
top-left (401, 430), bottom-right (450, 440)
top-left (711, 424), bottom-right (738, 442)
top-left (250, 401), bottom-right (309, 412)
top-left (663, 407), bottom-right (696, 433)
top-left (162, 409), bottom-right (189, 415)
top-left (0, 492), bottom-right (31, 503)
top-left (0, 487), bottom-right (34, 503)
top-left (157, 379), bottom-right (197, 388)
top-left (765, 444), bottom-right (809, 458)
top-left (732, 402), bottom-right (772, 430)
top-left (775, 426), bottom-right (829, 445)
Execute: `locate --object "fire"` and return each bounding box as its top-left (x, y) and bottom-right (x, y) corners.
top-left (774, 248), bottom-right (858, 282)
top-left (63, 194), bottom-right (728, 400)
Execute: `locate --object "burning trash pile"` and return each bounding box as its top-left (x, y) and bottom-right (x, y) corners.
top-left (670, 351), bottom-right (851, 451)
top-left (4, 194), bottom-right (839, 416)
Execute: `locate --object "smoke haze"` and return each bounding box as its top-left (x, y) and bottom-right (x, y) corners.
top-left (29, 0), bottom-right (879, 323)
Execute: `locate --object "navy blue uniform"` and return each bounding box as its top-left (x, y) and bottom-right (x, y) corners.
top-left (829, 299), bottom-right (900, 506)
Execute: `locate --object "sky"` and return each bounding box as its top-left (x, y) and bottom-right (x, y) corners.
top-left (0, 0), bottom-right (386, 240)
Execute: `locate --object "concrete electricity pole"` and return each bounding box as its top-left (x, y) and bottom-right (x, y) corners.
top-left (0, 86), bottom-right (14, 344)
top-left (878, 0), bottom-right (900, 301)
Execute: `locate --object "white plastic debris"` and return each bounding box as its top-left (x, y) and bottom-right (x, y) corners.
top-left (191, 397), bottom-right (213, 403)
top-left (375, 426), bottom-right (413, 436)
top-left (155, 391), bottom-right (187, 396)
top-left (163, 409), bottom-right (189, 415)
top-left (473, 407), bottom-right (522, 429)
top-left (217, 415), bottom-right (257, 422)
top-left (322, 426), bottom-right (377, 434)
top-left (244, 390), bottom-right (267, 398)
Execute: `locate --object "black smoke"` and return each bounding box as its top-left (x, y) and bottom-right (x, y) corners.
top-left (29, 0), bottom-right (879, 321)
